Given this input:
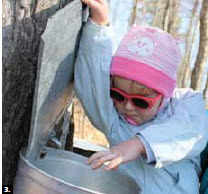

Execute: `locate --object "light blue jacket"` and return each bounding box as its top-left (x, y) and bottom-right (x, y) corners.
top-left (74, 19), bottom-right (208, 194)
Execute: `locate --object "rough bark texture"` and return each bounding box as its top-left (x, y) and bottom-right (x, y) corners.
top-left (2, 0), bottom-right (74, 185)
top-left (191, 0), bottom-right (208, 91)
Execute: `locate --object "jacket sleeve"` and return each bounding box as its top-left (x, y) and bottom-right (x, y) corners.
top-left (74, 19), bottom-right (119, 139)
top-left (138, 88), bottom-right (208, 168)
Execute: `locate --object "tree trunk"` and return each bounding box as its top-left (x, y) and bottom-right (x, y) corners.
top-left (129, 0), bottom-right (139, 27)
top-left (153, 0), bottom-right (168, 29)
top-left (165, 0), bottom-right (179, 35)
top-left (153, 0), bottom-right (179, 35)
top-left (2, 0), bottom-right (74, 185)
top-left (191, 0), bottom-right (208, 91)
top-left (177, 0), bottom-right (200, 88)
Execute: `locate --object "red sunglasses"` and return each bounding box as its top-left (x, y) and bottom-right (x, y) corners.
top-left (110, 87), bottom-right (162, 110)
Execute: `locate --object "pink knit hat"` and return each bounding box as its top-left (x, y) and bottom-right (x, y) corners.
top-left (110, 26), bottom-right (182, 97)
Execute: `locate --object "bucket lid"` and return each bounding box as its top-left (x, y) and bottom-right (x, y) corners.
top-left (26, 0), bottom-right (83, 159)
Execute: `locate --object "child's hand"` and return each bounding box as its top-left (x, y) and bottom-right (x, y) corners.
top-left (88, 137), bottom-right (146, 171)
top-left (81, 0), bottom-right (109, 26)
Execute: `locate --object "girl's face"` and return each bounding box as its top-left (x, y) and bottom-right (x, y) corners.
top-left (112, 76), bottom-right (163, 125)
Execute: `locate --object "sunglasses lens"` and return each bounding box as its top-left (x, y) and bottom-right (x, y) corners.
top-left (132, 98), bottom-right (149, 109)
top-left (110, 90), bottom-right (125, 102)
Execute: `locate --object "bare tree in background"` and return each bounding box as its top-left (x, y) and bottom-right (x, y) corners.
top-left (129, 0), bottom-right (139, 26)
top-left (191, 0), bottom-right (208, 91)
top-left (153, 0), bottom-right (179, 35)
top-left (128, 0), bottom-right (149, 27)
top-left (177, 0), bottom-right (200, 88)
top-left (166, 0), bottom-right (180, 35)
top-left (153, 0), bottom-right (167, 29)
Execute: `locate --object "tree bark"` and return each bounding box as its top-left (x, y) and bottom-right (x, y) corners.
top-left (2, 0), bottom-right (74, 185)
top-left (191, 0), bottom-right (208, 91)
top-left (129, 0), bottom-right (139, 27)
top-left (178, 0), bottom-right (200, 88)
top-left (167, 0), bottom-right (179, 35)
top-left (153, 0), bottom-right (168, 29)
top-left (153, 0), bottom-right (179, 35)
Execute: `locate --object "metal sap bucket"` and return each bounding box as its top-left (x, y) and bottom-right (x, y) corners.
top-left (14, 1), bottom-right (140, 193)
top-left (15, 148), bottom-right (140, 193)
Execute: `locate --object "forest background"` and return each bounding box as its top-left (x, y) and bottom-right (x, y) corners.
top-left (2, 0), bottom-right (208, 185)
top-left (108, 0), bottom-right (208, 96)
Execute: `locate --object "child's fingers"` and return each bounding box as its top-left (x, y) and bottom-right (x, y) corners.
top-left (88, 150), bottom-right (110, 164)
top-left (91, 152), bottom-right (118, 169)
top-left (98, 152), bottom-right (118, 164)
top-left (91, 159), bottom-right (103, 169)
top-left (104, 156), bottom-right (123, 171)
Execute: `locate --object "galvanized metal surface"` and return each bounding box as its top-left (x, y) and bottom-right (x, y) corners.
top-left (14, 1), bottom-right (141, 193)
top-left (15, 148), bottom-right (140, 194)
top-left (26, 0), bottom-right (83, 159)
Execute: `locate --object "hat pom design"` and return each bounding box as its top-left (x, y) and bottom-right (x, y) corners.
top-left (127, 37), bottom-right (155, 57)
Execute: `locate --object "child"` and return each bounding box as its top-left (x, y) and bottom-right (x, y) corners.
top-left (74, 0), bottom-right (208, 193)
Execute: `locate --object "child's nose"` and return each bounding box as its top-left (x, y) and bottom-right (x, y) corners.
top-left (124, 99), bottom-right (135, 110)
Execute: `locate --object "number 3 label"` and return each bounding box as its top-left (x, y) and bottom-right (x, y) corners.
top-left (4, 187), bottom-right (11, 192)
